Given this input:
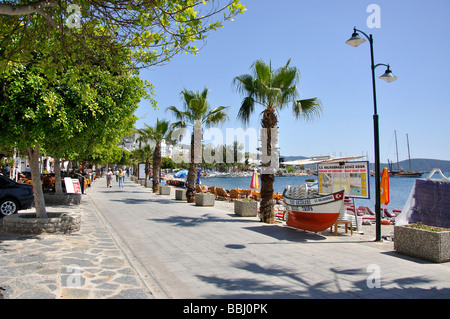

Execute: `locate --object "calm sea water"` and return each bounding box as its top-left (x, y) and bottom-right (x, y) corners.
top-left (200, 172), bottom-right (447, 211)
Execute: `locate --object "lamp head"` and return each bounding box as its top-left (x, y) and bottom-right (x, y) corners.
top-left (346, 30), bottom-right (366, 47)
top-left (379, 66), bottom-right (398, 83)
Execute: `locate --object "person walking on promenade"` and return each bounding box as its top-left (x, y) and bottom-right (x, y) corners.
top-left (118, 169), bottom-right (125, 188)
top-left (106, 168), bottom-right (113, 188)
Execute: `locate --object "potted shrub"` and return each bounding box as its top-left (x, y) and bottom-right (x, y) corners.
top-left (234, 199), bottom-right (258, 217)
top-left (394, 223), bottom-right (450, 263)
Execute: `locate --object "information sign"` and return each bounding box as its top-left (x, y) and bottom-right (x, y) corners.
top-left (318, 161), bottom-right (370, 199)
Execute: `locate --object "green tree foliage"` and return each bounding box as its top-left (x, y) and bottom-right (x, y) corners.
top-left (0, 0), bottom-right (246, 74)
top-left (0, 60), bottom-right (152, 217)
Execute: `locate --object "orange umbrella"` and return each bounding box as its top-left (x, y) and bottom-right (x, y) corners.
top-left (250, 169), bottom-right (259, 189)
top-left (380, 167), bottom-right (390, 205)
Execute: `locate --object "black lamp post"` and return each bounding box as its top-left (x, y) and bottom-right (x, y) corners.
top-left (346, 27), bottom-right (398, 241)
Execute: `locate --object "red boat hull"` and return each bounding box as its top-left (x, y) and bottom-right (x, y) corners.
top-left (286, 211), bottom-right (340, 232)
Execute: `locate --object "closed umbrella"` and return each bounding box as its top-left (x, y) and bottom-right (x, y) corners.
top-left (380, 167), bottom-right (390, 205)
top-left (250, 169), bottom-right (259, 189)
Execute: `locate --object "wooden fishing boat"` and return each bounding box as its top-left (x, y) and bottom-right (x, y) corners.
top-left (282, 185), bottom-right (345, 232)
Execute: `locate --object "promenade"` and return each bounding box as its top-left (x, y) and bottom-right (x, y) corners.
top-left (1, 177), bottom-right (449, 299)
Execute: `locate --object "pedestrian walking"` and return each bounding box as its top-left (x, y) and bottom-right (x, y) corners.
top-left (118, 169), bottom-right (125, 188)
top-left (106, 168), bottom-right (113, 188)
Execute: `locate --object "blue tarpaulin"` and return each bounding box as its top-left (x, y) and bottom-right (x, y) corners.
top-left (173, 169), bottom-right (188, 178)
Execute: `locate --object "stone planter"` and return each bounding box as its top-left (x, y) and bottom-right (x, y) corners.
top-left (394, 225), bottom-right (450, 263)
top-left (175, 189), bottom-right (187, 201)
top-left (195, 193), bottom-right (215, 206)
top-left (3, 212), bottom-right (81, 235)
top-left (234, 200), bottom-right (258, 217)
top-left (44, 193), bottom-right (81, 206)
top-left (159, 185), bottom-right (171, 195)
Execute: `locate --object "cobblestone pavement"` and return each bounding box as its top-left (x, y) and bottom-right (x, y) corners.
top-left (0, 185), bottom-right (155, 299)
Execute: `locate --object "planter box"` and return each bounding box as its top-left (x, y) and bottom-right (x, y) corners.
top-left (44, 193), bottom-right (81, 206)
top-left (175, 189), bottom-right (187, 201)
top-left (3, 212), bottom-right (81, 235)
top-left (195, 193), bottom-right (215, 206)
top-left (234, 200), bottom-right (258, 217)
top-left (159, 185), bottom-right (171, 195)
top-left (394, 225), bottom-right (450, 263)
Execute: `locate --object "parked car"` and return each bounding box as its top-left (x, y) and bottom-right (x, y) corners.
top-left (0, 175), bottom-right (34, 217)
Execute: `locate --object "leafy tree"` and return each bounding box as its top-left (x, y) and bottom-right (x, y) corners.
top-left (233, 59), bottom-right (322, 223)
top-left (167, 88), bottom-right (229, 202)
top-left (0, 0), bottom-right (246, 75)
top-left (161, 157), bottom-right (176, 170)
top-left (0, 57), bottom-right (151, 217)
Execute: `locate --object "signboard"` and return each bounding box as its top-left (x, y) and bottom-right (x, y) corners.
top-left (318, 161), bottom-right (370, 199)
top-left (72, 179), bottom-right (82, 194)
top-left (138, 163), bottom-right (146, 180)
top-left (64, 177), bottom-right (82, 194)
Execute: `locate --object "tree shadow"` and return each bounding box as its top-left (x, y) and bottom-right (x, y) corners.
top-left (196, 261), bottom-right (450, 299)
top-left (243, 224), bottom-right (327, 243)
top-left (149, 213), bottom-right (257, 227)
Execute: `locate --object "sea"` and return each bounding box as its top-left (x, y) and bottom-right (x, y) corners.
top-left (199, 172), bottom-right (449, 211)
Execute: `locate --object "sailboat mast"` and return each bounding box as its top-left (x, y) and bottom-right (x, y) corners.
top-left (394, 130), bottom-right (400, 171)
top-left (407, 133), bottom-right (412, 172)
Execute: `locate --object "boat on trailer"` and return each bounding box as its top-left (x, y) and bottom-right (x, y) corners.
top-left (282, 184), bottom-right (345, 232)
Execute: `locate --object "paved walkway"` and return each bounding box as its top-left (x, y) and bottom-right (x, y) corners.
top-left (1, 177), bottom-right (449, 299)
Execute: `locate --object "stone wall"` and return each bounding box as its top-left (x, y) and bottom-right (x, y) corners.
top-left (2, 212), bottom-right (81, 235)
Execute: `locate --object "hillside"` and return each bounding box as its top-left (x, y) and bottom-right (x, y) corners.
top-left (281, 155), bottom-right (450, 173)
top-left (383, 158), bottom-right (450, 173)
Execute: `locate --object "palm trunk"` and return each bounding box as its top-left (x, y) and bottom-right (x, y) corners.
top-left (145, 159), bottom-right (150, 188)
top-left (259, 108), bottom-right (277, 224)
top-left (186, 133), bottom-right (197, 203)
top-left (152, 143), bottom-right (161, 193)
top-left (54, 158), bottom-right (63, 194)
top-left (27, 144), bottom-right (48, 218)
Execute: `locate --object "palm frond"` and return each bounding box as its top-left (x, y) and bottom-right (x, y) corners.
top-left (237, 96), bottom-right (255, 126)
top-left (293, 98), bottom-right (323, 121)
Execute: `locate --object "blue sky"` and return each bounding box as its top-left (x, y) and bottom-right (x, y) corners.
top-left (136, 0), bottom-right (450, 163)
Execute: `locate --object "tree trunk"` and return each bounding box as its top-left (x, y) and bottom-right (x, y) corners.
top-left (152, 143), bottom-right (161, 193)
top-left (186, 133), bottom-right (197, 203)
top-left (27, 144), bottom-right (48, 218)
top-left (259, 108), bottom-right (277, 224)
top-left (145, 159), bottom-right (150, 188)
top-left (54, 158), bottom-right (63, 194)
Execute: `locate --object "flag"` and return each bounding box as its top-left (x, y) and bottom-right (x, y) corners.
top-left (380, 167), bottom-right (390, 205)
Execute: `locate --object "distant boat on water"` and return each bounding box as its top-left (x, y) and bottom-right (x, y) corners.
top-left (389, 131), bottom-right (424, 177)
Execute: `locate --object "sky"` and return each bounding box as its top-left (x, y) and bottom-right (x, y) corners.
top-left (135, 0), bottom-right (450, 163)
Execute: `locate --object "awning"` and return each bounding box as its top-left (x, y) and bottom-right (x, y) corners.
top-left (281, 155), bottom-right (366, 166)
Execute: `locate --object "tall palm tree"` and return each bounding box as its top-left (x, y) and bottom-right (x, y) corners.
top-left (167, 88), bottom-right (229, 202)
top-left (142, 119), bottom-right (175, 193)
top-left (233, 59), bottom-right (322, 223)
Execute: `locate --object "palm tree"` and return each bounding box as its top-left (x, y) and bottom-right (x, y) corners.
top-left (167, 88), bottom-right (229, 202)
top-left (233, 59), bottom-right (322, 223)
top-left (141, 119), bottom-right (175, 193)
top-left (133, 144), bottom-right (154, 188)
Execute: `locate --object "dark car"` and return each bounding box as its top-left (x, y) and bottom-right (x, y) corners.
top-left (0, 175), bottom-right (34, 217)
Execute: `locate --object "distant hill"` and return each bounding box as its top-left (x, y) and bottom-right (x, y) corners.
top-left (381, 158), bottom-right (450, 173)
top-left (281, 155), bottom-right (450, 173)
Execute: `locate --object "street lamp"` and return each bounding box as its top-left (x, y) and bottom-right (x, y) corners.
top-left (345, 27), bottom-right (398, 241)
